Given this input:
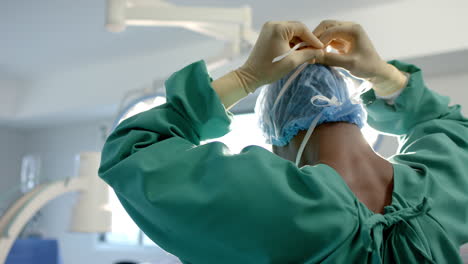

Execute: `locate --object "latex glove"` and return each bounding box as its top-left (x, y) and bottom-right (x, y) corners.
top-left (212, 21), bottom-right (324, 109)
top-left (313, 20), bottom-right (407, 96)
top-left (236, 21), bottom-right (324, 93)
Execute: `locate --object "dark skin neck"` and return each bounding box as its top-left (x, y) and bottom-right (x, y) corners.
top-left (273, 122), bottom-right (394, 213)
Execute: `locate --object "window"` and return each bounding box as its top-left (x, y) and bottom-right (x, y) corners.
top-left (102, 112), bottom-right (380, 246)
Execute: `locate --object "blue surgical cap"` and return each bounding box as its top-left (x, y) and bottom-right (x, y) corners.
top-left (255, 64), bottom-right (367, 147)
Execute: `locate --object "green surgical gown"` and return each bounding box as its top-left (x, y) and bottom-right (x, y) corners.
top-left (99, 60), bottom-right (468, 263)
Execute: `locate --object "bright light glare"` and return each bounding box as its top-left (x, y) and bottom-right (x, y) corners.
top-left (361, 124), bottom-right (380, 148)
top-left (203, 113), bottom-right (272, 153)
top-left (107, 190), bottom-right (140, 245)
top-left (119, 96), bottom-right (167, 125)
top-left (203, 113), bottom-right (380, 153)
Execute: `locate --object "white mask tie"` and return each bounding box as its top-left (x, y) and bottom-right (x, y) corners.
top-left (270, 42), bottom-right (310, 139)
top-left (272, 42), bottom-right (310, 63)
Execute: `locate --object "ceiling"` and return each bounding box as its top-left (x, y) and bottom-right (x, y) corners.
top-left (1, 0), bottom-right (467, 128)
top-left (1, 0), bottom-right (202, 80)
top-left (171, 0), bottom-right (394, 27)
top-left (0, 0), bottom-right (398, 80)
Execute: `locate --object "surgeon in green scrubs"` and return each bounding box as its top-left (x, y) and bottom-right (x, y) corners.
top-left (99, 20), bottom-right (468, 263)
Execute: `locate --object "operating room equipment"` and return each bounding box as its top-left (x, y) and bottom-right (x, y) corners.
top-left (0, 152), bottom-right (111, 264)
top-left (106, 0), bottom-right (260, 131)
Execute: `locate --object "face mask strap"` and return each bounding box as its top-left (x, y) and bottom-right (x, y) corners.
top-left (271, 42), bottom-right (310, 111)
top-left (272, 42), bottom-right (309, 63)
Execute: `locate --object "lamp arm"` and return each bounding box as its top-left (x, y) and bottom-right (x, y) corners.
top-left (106, 0), bottom-right (258, 47)
top-left (107, 1), bottom-right (259, 130)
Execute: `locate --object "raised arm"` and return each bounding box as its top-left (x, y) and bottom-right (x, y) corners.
top-left (363, 61), bottom-right (468, 246)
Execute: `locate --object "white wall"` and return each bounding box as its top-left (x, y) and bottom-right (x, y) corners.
top-left (0, 127), bottom-right (26, 213)
top-left (425, 72), bottom-right (468, 116)
top-left (14, 40), bottom-right (223, 126)
top-left (0, 79), bottom-right (22, 120)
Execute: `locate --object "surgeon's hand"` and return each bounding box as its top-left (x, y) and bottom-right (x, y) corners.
top-left (313, 20), bottom-right (408, 96)
top-left (212, 21), bottom-right (324, 109)
top-left (236, 21), bottom-right (324, 93)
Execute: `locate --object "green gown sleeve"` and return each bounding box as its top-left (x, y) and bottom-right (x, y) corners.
top-left (362, 60), bottom-right (468, 247)
top-left (98, 61), bottom-right (358, 264)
